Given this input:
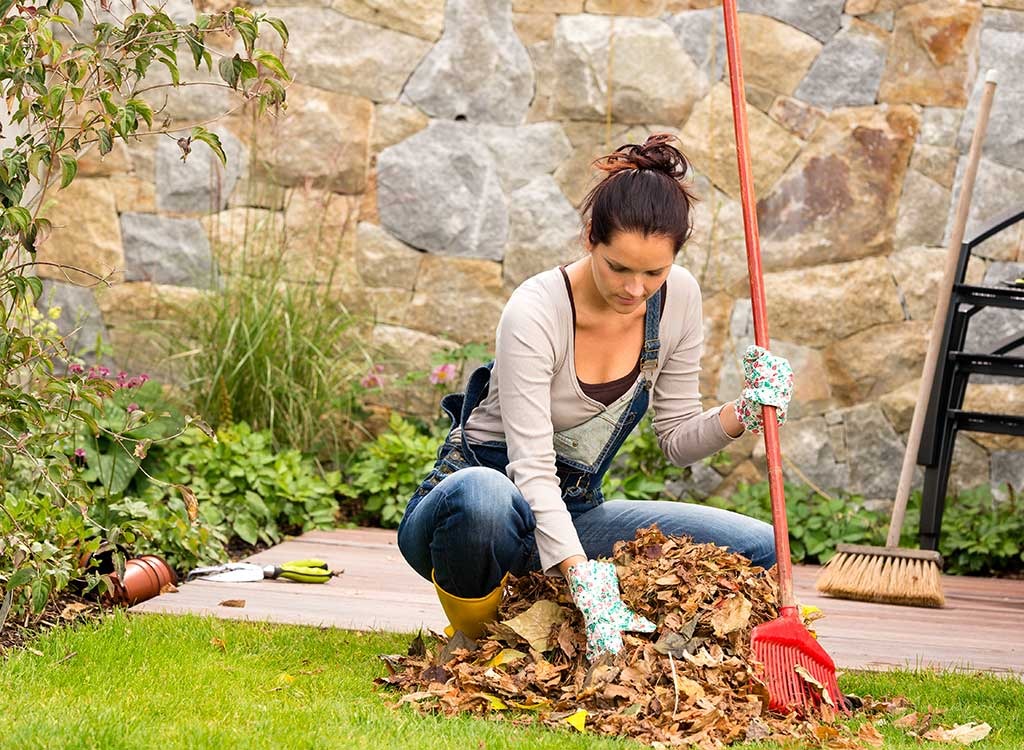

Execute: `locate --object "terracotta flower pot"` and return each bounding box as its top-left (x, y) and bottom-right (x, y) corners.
top-left (110, 555), bottom-right (177, 605)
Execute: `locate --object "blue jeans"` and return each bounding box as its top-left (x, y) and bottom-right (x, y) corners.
top-left (397, 465), bottom-right (777, 598)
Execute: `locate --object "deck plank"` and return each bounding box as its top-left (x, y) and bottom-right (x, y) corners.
top-left (131, 529), bottom-right (1024, 674)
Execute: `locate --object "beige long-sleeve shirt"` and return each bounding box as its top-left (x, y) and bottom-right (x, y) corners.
top-left (462, 265), bottom-right (738, 573)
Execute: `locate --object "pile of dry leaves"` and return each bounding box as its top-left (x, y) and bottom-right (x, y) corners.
top-left (375, 527), bottom-right (980, 748)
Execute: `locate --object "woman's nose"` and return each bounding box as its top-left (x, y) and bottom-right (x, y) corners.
top-left (625, 276), bottom-right (644, 296)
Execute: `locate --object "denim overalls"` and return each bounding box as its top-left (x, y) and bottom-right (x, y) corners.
top-left (396, 285), bottom-right (776, 598)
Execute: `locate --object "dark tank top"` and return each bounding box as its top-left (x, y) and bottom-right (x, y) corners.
top-left (559, 267), bottom-right (666, 406)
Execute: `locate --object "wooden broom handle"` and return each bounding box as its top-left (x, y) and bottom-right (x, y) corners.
top-left (722, 0), bottom-right (795, 610)
top-left (886, 71), bottom-right (998, 549)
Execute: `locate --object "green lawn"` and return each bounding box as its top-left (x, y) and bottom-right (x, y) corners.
top-left (0, 612), bottom-right (1020, 749)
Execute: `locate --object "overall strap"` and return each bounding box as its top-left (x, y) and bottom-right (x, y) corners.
top-left (639, 285), bottom-right (663, 384)
top-left (457, 361), bottom-right (494, 465)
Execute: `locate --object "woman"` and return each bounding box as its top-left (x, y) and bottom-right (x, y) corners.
top-left (397, 134), bottom-right (793, 663)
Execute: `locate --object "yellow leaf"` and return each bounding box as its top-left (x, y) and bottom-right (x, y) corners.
top-left (276, 673), bottom-right (295, 685)
top-left (486, 648), bottom-right (527, 668)
top-left (481, 693), bottom-right (507, 711)
top-left (564, 708), bottom-right (588, 733)
top-left (511, 699), bottom-right (551, 711)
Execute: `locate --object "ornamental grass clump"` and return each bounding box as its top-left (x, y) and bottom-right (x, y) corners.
top-left (377, 526), bottom-right (913, 748)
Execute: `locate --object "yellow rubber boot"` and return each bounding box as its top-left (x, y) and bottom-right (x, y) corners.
top-left (432, 570), bottom-right (507, 640)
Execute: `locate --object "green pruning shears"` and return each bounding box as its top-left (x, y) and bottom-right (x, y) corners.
top-left (186, 558), bottom-right (334, 584)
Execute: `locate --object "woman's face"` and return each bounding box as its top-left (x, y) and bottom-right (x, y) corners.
top-left (588, 230), bottom-right (675, 314)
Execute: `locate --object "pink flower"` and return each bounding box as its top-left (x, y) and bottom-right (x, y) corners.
top-left (429, 363), bottom-right (458, 385)
top-left (68, 364), bottom-right (84, 374)
top-left (127, 403), bottom-right (139, 413)
top-left (74, 448), bottom-right (86, 458)
top-left (360, 369), bottom-right (384, 389)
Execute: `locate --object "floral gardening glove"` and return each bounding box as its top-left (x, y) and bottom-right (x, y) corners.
top-left (567, 560), bottom-right (656, 663)
top-left (733, 344), bottom-right (794, 435)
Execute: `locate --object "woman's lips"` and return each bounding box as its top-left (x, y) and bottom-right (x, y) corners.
top-left (616, 295), bottom-right (640, 305)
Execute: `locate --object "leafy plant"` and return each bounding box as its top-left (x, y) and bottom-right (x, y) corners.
top-left (602, 415), bottom-right (728, 501)
top-left (67, 369), bottom-right (187, 497)
top-left (901, 484), bottom-right (1024, 576)
top-left (702, 481), bottom-right (887, 563)
top-left (1, 0), bottom-right (292, 627)
top-left (338, 413), bottom-right (443, 528)
top-left (149, 421), bottom-right (340, 551)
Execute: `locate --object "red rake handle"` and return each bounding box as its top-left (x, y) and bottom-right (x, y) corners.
top-left (721, 0), bottom-right (795, 613)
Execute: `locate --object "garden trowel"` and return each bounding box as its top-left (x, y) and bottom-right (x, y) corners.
top-left (186, 558), bottom-right (333, 584)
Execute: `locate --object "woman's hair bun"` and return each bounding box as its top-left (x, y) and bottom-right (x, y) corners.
top-left (595, 133), bottom-right (690, 181)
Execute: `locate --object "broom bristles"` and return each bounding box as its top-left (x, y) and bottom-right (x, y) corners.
top-left (816, 549), bottom-right (945, 607)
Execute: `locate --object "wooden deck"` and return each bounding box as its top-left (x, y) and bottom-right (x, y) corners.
top-left (131, 528), bottom-right (1024, 675)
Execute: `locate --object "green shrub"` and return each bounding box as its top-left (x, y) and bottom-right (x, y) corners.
top-left (901, 484), bottom-right (1024, 576)
top-left (67, 371), bottom-right (188, 498)
top-left (338, 414), bottom-right (443, 528)
top-left (702, 481), bottom-right (888, 563)
top-left (1, 0), bottom-right (290, 627)
top-left (0, 488), bottom-right (102, 623)
top-left (152, 422), bottom-right (339, 547)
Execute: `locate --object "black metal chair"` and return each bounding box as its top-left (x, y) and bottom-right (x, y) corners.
top-left (917, 207), bottom-right (1024, 551)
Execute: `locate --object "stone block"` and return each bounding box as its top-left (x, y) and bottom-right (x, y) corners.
top-left (758, 105), bottom-right (919, 269)
top-left (332, 0), bottom-right (445, 41)
top-left (378, 121), bottom-right (508, 260)
top-left (155, 127), bottom-right (246, 214)
top-left (38, 280), bottom-right (108, 362)
top-left (477, 122), bottom-right (573, 192)
top-left (794, 18), bottom-right (888, 108)
top-left (824, 320), bottom-right (930, 404)
top-left (680, 83), bottom-right (802, 201)
top-left (503, 176), bottom-right (581, 288)
top-left (888, 245), bottom-right (986, 321)
top-left (405, 0), bottom-right (534, 125)
top-left (548, 15), bottom-right (704, 124)
top-left (356, 222), bottom-right (425, 290)
top-left (36, 179), bottom-right (124, 286)
top-left (256, 8), bottom-right (430, 102)
top-left (895, 169), bottom-right (951, 249)
top-left (404, 255), bottom-right (507, 344)
top-left (879, 0), bottom-right (982, 107)
top-left (247, 84), bottom-right (372, 194)
top-left (764, 257), bottom-right (905, 346)
top-left (372, 103), bottom-right (430, 154)
top-left (737, 13), bottom-right (822, 98)
top-left (121, 213), bottom-right (215, 288)
top-left (737, 0), bottom-right (845, 42)
top-left (664, 8), bottom-right (725, 83)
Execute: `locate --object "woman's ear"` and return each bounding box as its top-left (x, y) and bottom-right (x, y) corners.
top-left (581, 222), bottom-right (594, 253)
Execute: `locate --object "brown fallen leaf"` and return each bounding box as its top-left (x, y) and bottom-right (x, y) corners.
top-left (210, 637), bottom-right (226, 652)
top-left (60, 602), bottom-right (91, 620)
top-left (374, 526), bottom-right (920, 749)
top-left (857, 722), bottom-right (884, 747)
top-left (893, 711), bottom-right (920, 729)
top-left (218, 599), bottom-right (245, 608)
top-left (501, 600), bottom-right (565, 652)
top-left (160, 582), bottom-right (178, 594)
top-left (710, 595), bottom-right (751, 637)
top-left (923, 722), bottom-right (992, 745)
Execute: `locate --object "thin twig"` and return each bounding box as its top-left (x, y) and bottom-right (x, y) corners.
top-left (668, 652), bottom-right (680, 716)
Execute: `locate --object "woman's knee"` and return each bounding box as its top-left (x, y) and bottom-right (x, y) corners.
top-left (743, 519), bottom-right (776, 569)
top-left (441, 467), bottom-right (525, 527)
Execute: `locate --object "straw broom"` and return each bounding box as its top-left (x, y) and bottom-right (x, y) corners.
top-left (816, 70), bottom-right (1000, 608)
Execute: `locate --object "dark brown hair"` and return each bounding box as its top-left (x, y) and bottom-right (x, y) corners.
top-left (580, 133), bottom-right (697, 256)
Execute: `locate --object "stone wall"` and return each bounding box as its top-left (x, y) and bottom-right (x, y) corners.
top-left (35, 0), bottom-right (1024, 503)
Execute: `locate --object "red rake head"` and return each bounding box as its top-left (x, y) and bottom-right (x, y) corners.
top-left (751, 610), bottom-right (845, 714)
